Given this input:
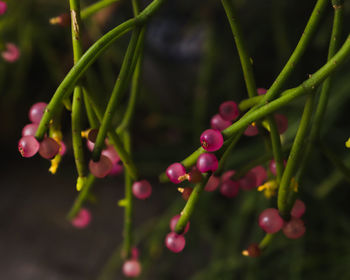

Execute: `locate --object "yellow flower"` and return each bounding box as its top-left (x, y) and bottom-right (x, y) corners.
top-left (257, 180), bottom-right (278, 198)
top-left (346, 137), bottom-right (350, 148)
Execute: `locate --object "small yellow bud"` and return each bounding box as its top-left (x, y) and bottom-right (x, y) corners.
top-left (76, 176), bottom-right (87, 192)
top-left (346, 137), bottom-right (350, 148)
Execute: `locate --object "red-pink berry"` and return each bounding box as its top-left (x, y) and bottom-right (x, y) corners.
top-left (181, 188), bottom-right (193, 200)
top-left (165, 232), bottom-right (186, 253)
top-left (258, 208), bottom-right (284, 234)
top-left (39, 137), bottom-right (60, 159)
top-left (86, 139), bottom-right (94, 151)
top-left (132, 180), bottom-right (152, 200)
top-left (89, 155), bottom-right (113, 178)
top-left (291, 199), bottom-right (306, 218)
top-left (204, 175), bottom-right (220, 192)
top-left (210, 114), bottom-right (232, 131)
top-left (239, 171), bottom-right (257, 190)
top-left (18, 136), bottom-right (40, 158)
top-left (219, 101), bottom-right (239, 121)
top-left (28, 102), bottom-right (47, 124)
top-left (275, 114), bottom-right (288, 134)
top-left (71, 208), bottom-right (91, 228)
top-left (131, 247), bottom-right (139, 260)
top-left (170, 214), bottom-right (190, 234)
top-left (122, 259), bottom-right (141, 278)
top-left (0, 1), bottom-right (7, 15)
top-left (108, 162), bottom-right (123, 176)
top-left (1, 43), bottom-right (20, 62)
top-left (269, 159), bottom-right (287, 176)
top-left (102, 145), bottom-right (120, 164)
top-left (282, 218), bottom-right (305, 239)
top-left (257, 88), bottom-right (267, 95)
top-left (200, 129), bottom-right (223, 152)
top-left (196, 153), bottom-right (218, 173)
top-left (22, 123), bottom-right (38, 137)
top-left (221, 170), bottom-right (236, 182)
top-left (244, 124), bottom-right (259, 136)
top-left (188, 167), bottom-right (202, 183)
top-left (250, 166), bottom-right (267, 186)
top-left (166, 163), bottom-right (186, 184)
top-left (59, 141), bottom-right (67, 156)
top-left (220, 179), bottom-right (239, 198)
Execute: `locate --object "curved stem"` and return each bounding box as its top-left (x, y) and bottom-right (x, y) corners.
top-left (81, 0), bottom-right (120, 20)
top-left (35, 0), bottom-right (167, 141)
top-left (259, 233), bottom-right (275, 250)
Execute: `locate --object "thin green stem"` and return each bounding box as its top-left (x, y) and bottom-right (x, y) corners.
top-left (278, 94), bottom-right (315, 219)
top-left (83, 88), bottom-right (100, 128)
top-left (92, 28), bottom-right (141, 161)
top-left (259, 233), bottom-right (275, 250)
top-left (35, 0), bottom-right (167, 141)
top-left (174, 174), bottom-right (209, 234)
top-left (238, 95), bottom-right (263, 112)
top-left (81, 0), bottom-right (121, 20)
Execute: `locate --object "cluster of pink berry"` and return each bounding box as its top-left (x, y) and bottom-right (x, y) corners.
top-left (165, 214), bottom-right (190, 253)
top-left (258, 199), bottom-right (306, 239)
top-left (0, 1), bottom-right (20, 63)
top-left (18, 102), bottom-right (64, 159)
top-left (122, 247), bottom-right (142, 278)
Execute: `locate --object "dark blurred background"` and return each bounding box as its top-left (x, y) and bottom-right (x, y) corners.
top-left (1, 0), bottom-right (350, 279)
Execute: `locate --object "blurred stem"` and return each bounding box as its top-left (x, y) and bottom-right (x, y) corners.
top-left (35, 0), bottom-right (167, 141)
top-left (278, 94), bottom-right (315, 219)
top-left (174, 174), bottom-right (209, 234)
top-left (297, 2), bottom-right (344, 180)
top-left (92, 28), bottom-right (141, 162)
top-left (259, 233), bottom-right (275, 250)
top-left (221, 0), bottom-right (257, 98)
top-left (81, 0), bottom-right (120, 20)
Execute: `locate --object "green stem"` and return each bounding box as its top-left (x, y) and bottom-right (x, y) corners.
top-left (297, 2), bottom-right (344, 180)
top-left (81, 0), bottom-right (120, 20)
top-left (174, 174), bottom-right (209, 234)
top-left (92, 28), bottom-right (141, 161)
top-left (35, 0), bottom-right (166, 141)
top-left (259, 233), bottom-right (275, 250)
top-left (238, 95), bottom-right (263, 111)
top-left (83, 88), bottom-right (100, 128)
top-left (278, 94), bottom-right (315, 218)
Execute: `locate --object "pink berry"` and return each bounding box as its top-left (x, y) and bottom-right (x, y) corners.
top-left (132, 180), bottom-right (152, 200)
top-left (257, 88), bottom-right (267, 95)
top-left (210, 114), bottom-right (232, 131)
top-left (22, 123), bottom-right (39, 137)
top-left (269, 159), bottom-right (287, 176)
top-left (18, 136), bottom-right (40, 158)
top-left (165, 232), bottom-right (186, 253)
top-left (108, 162), bottom-right (123, 176)
top-left (89, 155), bottom-right (113, 178)
top-left (39, 137), bottom-right (60, 159)
top-left (0, 1), bottom-right (7, 15)
top-left (200, 129), bottom-right (224, 152)
top-left (71, 208), bottom-right (91, 228)
top-left (291, 199), bottom-right (306, 218)
top-left (246, 243), bottom-right (261, 257)
top-left (122, 259), bottom-right (141, 278)
top-left (102, 145), bottom-right (120, 164)
top-left (131, 247), bottom-right (139, 260)
top-left (219, 101), bottom-right (239, 121)
top-left (221, 170), bottom-right (236, 182)
top-left (1, 43), bottom-right (20, 62)
top-left (59, 141), bottom-right (67, 156)
top-left (181, 188), bottom-right (193, 201)
top-left (188, 167), bottom-right (202, 183)
top-left (275, 114), bottom-right (288, 134)
top-left (196, 153), bottom-right (218, 173)
top-left (166, 163), bottom-right (186, 184)
top-left (220, 179), bottom-right (239, 198)
top-left (169, 214), bottom-right (190, 234)
top-left (258, 208), bottom-right (284, 234)
top-left (244, 124), bottom-right (259, 136)
top-left (204, 175), bottom-right (220, 192)
top-left (282, 218), bottom-right (306, 239)
top-left (239, 171), bottom-right (257, 190)
top-left (86, 139), bottom-right (94, 151)
top-left (250, 166), bottom-right (267, 186)
top-left (28, 102), bottom-right (47, 124)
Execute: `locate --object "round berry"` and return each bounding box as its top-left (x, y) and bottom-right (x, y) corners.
top-left (269, 159), bottom-right (287, 176)
top-left (0, 1), bottom-right (7, 15)
top-left (258, 208), bottom-right (284, 234)
top-left (89, 155), bottom-right (113, 178)
top-left (108, 162), bottom-right (123, 176)
top-left (221, 170), bottom-right (236, 182)
top-left (282, 218), bottom-right (305, 239)
top-left (166, 163), bottom-right (187, 184)
top-left (257, 88), bottom-right (267, 95)
top-left (169, 214), bottom-right (190, 234)
top-left (28, 102), bottom-right (47, 124)
top-left (165, 232), bottom-right (186, 253)
top-left (196, 153), bottom-right (218, 173)
top-left (18, 136), bottom-right (40, 158)
top-left (220, 179), bottom-right (239, 198)
top-left (200, 129), bottom-right (224, 152)
top-left (132, 180), bottom-right (152, 200)
top-left (275, 114), bottom-right (288, 134)
top-left (39, 137), bottom-right (60, 159)
top-left (131, 247), bottom-right (139, 260)
top-left (244, 124), bottom-right (259, 136)
top-left (102, 145), bottom-right (120, 164)
top-left (87, 128), bottom-right (99, 143)
top-left (22, 123), bottom-right (38, 137)
top-left (1, 43), bottom-right (20, 63)
top-left (239, 171), bottom-right (257, 190)
top-left (181, 187), bottom-right (193, 200)
top-left (210, 114), bottom-right (232, 131)
top-left (246, 243), bottom-right (261, 257)
top-left (71, 208), bottom-right (91, 228)
top-left (188, 167), bottom-right (202, 183)
top-left (250, 166), bottom-right (267, 186)
top-left (291, 199), bottom-right (306, 218)
top-left (204, 175), bottom-right (220, 192)
top-left (122, 259), bottom-right (141, 278)
top-left (219, 101), bottom-right (239, 121)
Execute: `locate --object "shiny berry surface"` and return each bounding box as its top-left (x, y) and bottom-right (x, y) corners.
top-left (122, 259), bottom-right (141, 278)
top-left (165, 232), bottom-right (186, 253)
top-left (283, 218), bottom-right (306, 239)
top-left (291, 199), bottom-right (306, 218)
top-left (39, 137), bottom-right (60, 159)
top-left (166, 163), bottom-right (186, 184)
top-left (18, 136), bottom-right (40, 158)
top-left (258, 208), bottom-right (284, 233)
top-left (132, 180), bottom-right (152, 200)
top-left (169, 214), bottom-right (190, 234)
top-left (196, 153), bottom-right (218, 173)
top-left (89, 155), bottom-right (113, 178)
top-left (210, 114), bottom-right (232, 131)
top-left (200, 129), bottom-right (223, 152)
top-left (219, 101), bottom-right (239, 121)
top-left (204, 175), bottom-right (220, 192)
top-left (220, 179), bottom-right (239, 198)
top-left (29, 102), bottom-right (47, 124)
top-left (22, 123), bottom-right (38, 136)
